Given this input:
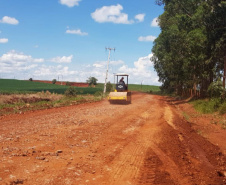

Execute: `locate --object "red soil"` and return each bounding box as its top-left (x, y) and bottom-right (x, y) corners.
top-left (0, 93), bottom-right (225, 184)
top-left (32, 80), bottom-right (89, 87)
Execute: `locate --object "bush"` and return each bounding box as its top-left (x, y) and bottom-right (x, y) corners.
top-left (29, 78), bottom-right (33, 81)
top-left (191, 98), bottom-right (221, 114)
top-left (52, 79), bottom-right (57, 84)
top-left (207, 79), bottom-right (225, 98)
top-left (66, 81), bottom-right (71, 86)
top-left (65, 87), bottom-right (77, 97)
top-left (106, 81), bottom-right (113, 92)
top-left (94, 91), bottom-right (102, 97)
top-left (219, 102), bottom-right (226, 114)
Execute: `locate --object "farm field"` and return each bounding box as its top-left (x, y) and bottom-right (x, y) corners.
top-left (0, 92), bottom-right (225, 184)
top-left (0, 79), bottom-right (160, 94)
top-left (0, 79), bottom-right (102, 95)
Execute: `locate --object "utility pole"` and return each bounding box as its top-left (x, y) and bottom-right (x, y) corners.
top-left (61, 74), bottom-right (63, 85)
top-left (104, 47), bottom-right (115, 93)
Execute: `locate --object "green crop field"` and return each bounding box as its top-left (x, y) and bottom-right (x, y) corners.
top-left (96, 83), bottom-right (160, 93)
top-left (0, 79), bottom-right (160, 94)
top-left (0, 79), bottom-right (102, 95)
top-left (128, 84), bottom-right (160, 92)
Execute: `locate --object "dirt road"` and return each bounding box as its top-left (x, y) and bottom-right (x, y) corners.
top-left (0, 92), bottom-right (226, 185)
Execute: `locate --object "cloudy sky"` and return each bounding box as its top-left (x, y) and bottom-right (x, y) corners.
top-left (0, 0), bottom-right (163, 85)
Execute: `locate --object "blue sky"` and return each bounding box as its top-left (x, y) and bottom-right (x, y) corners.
top-left (0, 0), bottom-right (163, 85)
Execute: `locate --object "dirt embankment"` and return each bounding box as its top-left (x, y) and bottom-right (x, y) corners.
top-left (32, 80), bottom-right (89, 87)
top-left (0, 92), bottom-right (226, 185)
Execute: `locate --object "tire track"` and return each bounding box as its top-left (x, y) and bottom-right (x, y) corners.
top-left (104, 98), bottom-right (164, 185)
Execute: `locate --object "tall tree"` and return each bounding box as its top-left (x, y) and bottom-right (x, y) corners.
top-left (152, 0), bottom-right (226, 97)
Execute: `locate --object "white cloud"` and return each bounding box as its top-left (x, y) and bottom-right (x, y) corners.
top-left (135, 14), bottom-right (145, 22)
top-left (33, 65), bottom-right (77, 78)
top-left (0, 38), bottom-right (8, 43)
top-left (66, 29), bottom-right (88, 36)
top-left (81, 55), bottom-right (160, 85)
top-left (93, 60), bottom-right (124, 68)
top-left (0, 16), bottom-right (19, 25)
top-left (0, 50), bottom-right (160, 85)
top-left (0, 50), bottom-right (77, 80)
top-left (151, 17), bottom-right (159, 27)
top-left (49, 55), bottom-right (73, 63)
top-left (91, 4), bottom-right (134, 24)
top-left (0, 50), bottom-right (43, 74)
top-left (0, 50), bottom-right (44, 63)
top-left (138, 35), bottom-right (156, 42)
top-left (59, 0), bottom-right (81, 7)
top-left (117, 53), bottom-right (160, 85)
top-left (110, 60), bottom-right (124, 66)
top-left (93, 63), bottom-right (103, 68)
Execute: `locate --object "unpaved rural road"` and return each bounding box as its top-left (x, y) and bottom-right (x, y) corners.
top-left (0, 92), bottom-right (226, 185)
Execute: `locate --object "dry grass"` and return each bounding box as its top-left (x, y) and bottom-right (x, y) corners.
top-left (0, 91), bottom-right (63, 104)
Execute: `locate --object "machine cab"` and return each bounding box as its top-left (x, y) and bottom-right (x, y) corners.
top-left (115, 74), bottom-right (129, 92)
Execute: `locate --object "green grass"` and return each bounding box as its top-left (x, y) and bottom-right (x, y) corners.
top-left (0, 79), bottom-right (102, 95)
top-left (182, 112), bottom-right (190, 121)
top-left (96, 83), bottom-right (160, 93)
top-left (0, 79), bottom-right (160, 95)
top-left (190, 98), bottom-right (226, 115)
top-left (128, 84), bottom-right (160, 92)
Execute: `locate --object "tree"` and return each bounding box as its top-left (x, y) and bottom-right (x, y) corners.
top-left (86, 77), bottom-right (98, 86)
top-left (153, 0), bottom-right (226, 97)
top-left (29, 78), bottom-right (33, 81)
top-left (52, 79), bottom-right (57, 84)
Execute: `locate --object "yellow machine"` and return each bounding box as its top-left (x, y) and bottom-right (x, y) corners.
top-left (108, 74), bottom-right (131, 104)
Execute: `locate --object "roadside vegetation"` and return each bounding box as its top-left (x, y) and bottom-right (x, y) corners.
top-left (152, 0), bottom-right (226, 116)
top-left (190, 98), bottom-right (226, 115)
top-left (0, 90), bottom-right (104, 116)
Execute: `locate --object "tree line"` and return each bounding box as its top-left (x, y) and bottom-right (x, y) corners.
top-left (152, 0), bottom-right (226, 97)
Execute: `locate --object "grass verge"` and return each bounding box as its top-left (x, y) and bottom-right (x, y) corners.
top-left (0, 92), bottom-right (104, 116)
top-left (190, 98), bottom-right (224, 114)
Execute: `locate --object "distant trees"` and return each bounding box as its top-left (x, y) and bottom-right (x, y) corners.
top-left (86, 77), bottom-right (98, 86)
top-left (153, 0), bottom-right (226, 97)
top-left (66, 81), bottom-right (71, 86)
top-left (52, 79), bottom-right (57, 84)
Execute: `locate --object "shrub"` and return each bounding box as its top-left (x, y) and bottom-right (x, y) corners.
top-left (106, 81), bottom-right (113, 92)
top-left (65, 87), bottom-right (77, 97)
top-left (66, 81), bottom-right (71, 86)
top-left (207, 79), bottom-right (225, 98)
top-left (52, 79), bottom-right (57, 84)
top-left (94, 91), bottom-right (102, 97)
top-left (191, 98), bottom-right (221, 114)
top-left (219, 102), bottom-right (226, 114)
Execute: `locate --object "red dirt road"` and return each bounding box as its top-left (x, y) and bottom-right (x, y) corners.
top-left (0, 93), bottom-right (226, 185)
